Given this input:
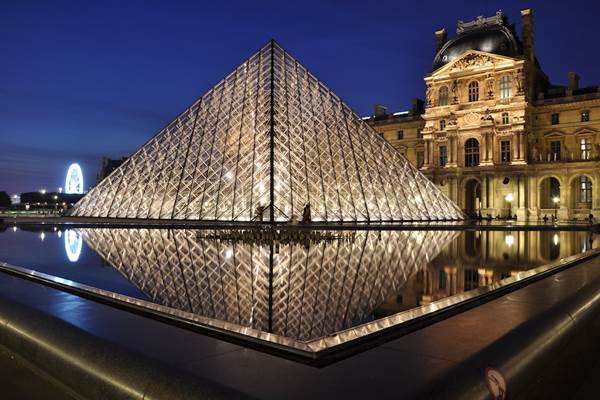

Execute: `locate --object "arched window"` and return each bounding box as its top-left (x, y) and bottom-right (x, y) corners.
top-left (468, 81), bottom-right (479, 102)
top-left (500, 75), bottom-right (512, 99)
top-left (464, 138), bottom-right (480, 166)
top-left (438, 86), bottom-right (448, 106)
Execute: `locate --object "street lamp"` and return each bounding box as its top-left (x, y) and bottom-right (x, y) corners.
top-left (505, 193), bottom-right (514, 219)
top-left (552, 196), bottom-right (559, 221)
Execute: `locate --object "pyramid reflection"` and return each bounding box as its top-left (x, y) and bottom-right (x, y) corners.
top-left (82, 229), bottom-right (457, 341)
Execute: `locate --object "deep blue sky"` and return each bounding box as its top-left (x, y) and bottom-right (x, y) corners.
top-left (1, 0), bottom-right (598, 195)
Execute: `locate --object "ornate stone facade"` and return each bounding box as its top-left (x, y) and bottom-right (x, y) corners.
top-left (367, 8), bottom-right (600, 221)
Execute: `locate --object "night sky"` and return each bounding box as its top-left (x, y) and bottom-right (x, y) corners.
top-left (1, 0), bottom-right (598, 195)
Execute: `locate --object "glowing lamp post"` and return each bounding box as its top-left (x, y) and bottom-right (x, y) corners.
top-left (505, 193), bottom-right (514, 219)
top-left (552, 196), bottom-right (559, 221)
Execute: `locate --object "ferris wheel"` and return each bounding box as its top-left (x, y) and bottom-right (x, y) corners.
top-left (65, 163), bottom-right (84, 194)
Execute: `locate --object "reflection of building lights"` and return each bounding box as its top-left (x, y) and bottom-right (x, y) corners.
top-left (553, 234), bottom-right (559, 246)
top-left (12, 226), bottom-right (17, 232)
top-left (57, 231), bottom-right (62, 238)
top-left (505, 234), bottom-right (514, 247)
top-left (40, 232), bottom-right (46, 241)
top-left (58, 187), bottom-right (63, 193)
top-left (25, 204), bottom-right (30, 210)
top-left (225, 249), bottom-right (233, 259)
top-left (64, 230), bottom-right (82, 262)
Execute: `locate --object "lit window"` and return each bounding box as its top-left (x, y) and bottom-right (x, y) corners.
top-left (440, 120), bottom-right (446, 130)
top-left (464, 138), bottom-right (480, 167)
top-left (550, 140), bottom-right (561, 161)
top-left (502, 112), bottom-right (509, 124)
top-left (468, 81), bottom-right (479, 102)
top-left (580, 138), bottom-right (591, 160)
top-left (416, 151), bottom-right (424, 168)
top-left (580, 176), bottom-right (592, 203)
top-left (397, 130), bottom-right (404, 140)
top-left (499, 75), bottom-right (512, 99)
top-left (501, 140), bottom-right (511, 162)
top-left (581, 110), bottom-right (590, 122)
top-left (439, 145), bottom-right (447, 167)
top-left (438, 86), bottom-right (449, 106)
top-left (551, 113), bottom-right (560, 125)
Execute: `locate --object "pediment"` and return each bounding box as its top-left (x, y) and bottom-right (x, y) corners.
top-left (431, 50), bottom-right (519, 76)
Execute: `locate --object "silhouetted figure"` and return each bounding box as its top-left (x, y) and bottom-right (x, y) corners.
top-left (543, 214), bottom-right (549, 224)
top-left (589, 213), bottom-right (597, 225)
top-left (255, 205), bottom-right (265, 222)
top-left (302, 203), bottom-right (311, 223)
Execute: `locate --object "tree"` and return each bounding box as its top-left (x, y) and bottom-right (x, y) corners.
top-left (0, 191), bottom-right (11, 208)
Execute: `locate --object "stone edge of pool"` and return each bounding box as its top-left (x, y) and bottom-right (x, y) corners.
top-left (0, 252), bottom-right (599, 398)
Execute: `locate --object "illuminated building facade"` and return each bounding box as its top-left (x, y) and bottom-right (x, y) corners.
top-left (366, 9), bottom-right (600, 221)
top-left (71, 41), bottom-right (462, 222)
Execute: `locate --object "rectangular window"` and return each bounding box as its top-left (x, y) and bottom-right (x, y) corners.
top-left (440, 120), bottom-right (446, 130)
top-left (550, 140), bottom-right (561, 161)
top-left (502, 113), bottom-right (510, 124)
top-left (500, 75), bottom-right (512, 99)
top-left (581, 110), bottom-right (590, 122)
top-left (439, 145), bottom-right (447, 167)
top-left (580, 138), bottom-right (591, 160)
top-left (580, 176), bottom-right (592, 203)
top-left (416, 151), bottom-right (424, 168)
top-left (501, 140), bottom-right (511, 162)
top-left (397, 130), bottom-right (404, 140)
top-left (551, 113), bottom-right (560, 125)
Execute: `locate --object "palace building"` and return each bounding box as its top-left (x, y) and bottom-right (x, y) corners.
top-left (365, 9), bottom-right (600, 221)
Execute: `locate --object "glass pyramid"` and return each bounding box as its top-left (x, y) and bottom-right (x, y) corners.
top-left (71, 41), bottom-right (463, 222)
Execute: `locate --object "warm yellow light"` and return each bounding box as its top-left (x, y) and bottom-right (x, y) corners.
top-left (505, 234), bottom-right (514, 247)
top-left (505, 193), bottom-right (514, 203)
top-left (552, 196), bottom-right (559, 204)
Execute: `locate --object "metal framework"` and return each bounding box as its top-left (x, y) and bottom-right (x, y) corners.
top-left (71, 41), bottom-right (463, 222)
top-left (81, 228), bottom-right (457, 341)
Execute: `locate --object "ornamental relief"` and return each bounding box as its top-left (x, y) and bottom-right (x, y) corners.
top-left (462, 112), bottom-right (481, 126)
top-left (449, 53), bottom-right (496, 72)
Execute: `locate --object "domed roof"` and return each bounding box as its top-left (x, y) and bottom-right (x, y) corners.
top-left (432, 12), bottom-right (521, 72)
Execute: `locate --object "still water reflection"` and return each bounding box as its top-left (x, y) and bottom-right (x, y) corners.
top-left (0, 227), bottom-right (597, 342)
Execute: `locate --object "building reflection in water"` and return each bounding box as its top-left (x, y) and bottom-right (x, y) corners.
top-left (393, 230), bottom-right (599, 311)
top-left (80, 229), bottom-right (457, 341)
top-left (79, 228), bottom-right (597, 342)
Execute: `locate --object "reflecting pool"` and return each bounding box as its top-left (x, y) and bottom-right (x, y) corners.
top-left (0, 227), bottom-right (597, 343)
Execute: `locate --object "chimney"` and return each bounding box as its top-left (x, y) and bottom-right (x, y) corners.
top-left (520, 9), bottom-right (535, 63)
top-left (374, 104), bottom-right (387, 117)
top-left (567, 72), bottom-right (580, 92)
top-left (411, 98), bottom-right (425, 115)
top-left (435, 28), bottom-right (447, 53)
